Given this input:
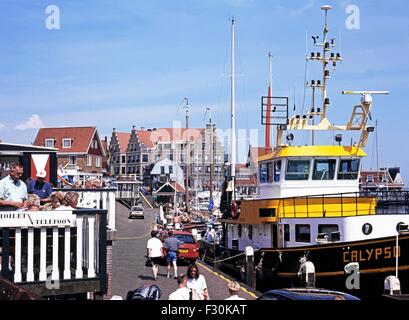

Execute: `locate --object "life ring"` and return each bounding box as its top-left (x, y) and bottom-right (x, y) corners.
top-left (231, 201), bottom-right (239, 219)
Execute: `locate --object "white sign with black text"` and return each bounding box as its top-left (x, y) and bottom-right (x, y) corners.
top-left (0, 210), bottom-right (76, 228)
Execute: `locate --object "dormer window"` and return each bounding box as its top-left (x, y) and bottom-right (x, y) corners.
top-left (45, 139), bottom-right (54, 148)
top-left (62, 138), bottom-right (72, 148)
top-left (366, 175), bottom-right (374, 183)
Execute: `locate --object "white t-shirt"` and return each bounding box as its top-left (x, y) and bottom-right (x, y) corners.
top-left (187, 274), bottom-right (207, 299)
top-left (168, 287), bottom-right (191, 300)
top-left (147, 237), bottom-right (163, 258)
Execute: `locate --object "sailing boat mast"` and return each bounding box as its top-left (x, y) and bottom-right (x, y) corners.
top-left (230, 17), bottom-right (236, 201)
top-left (184, 98), bottom-right (189, 214)
top-left (265, 52), bottom-right (273, 151)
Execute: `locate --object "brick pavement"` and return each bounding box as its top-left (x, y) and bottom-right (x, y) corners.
top-left (112, 202), bottom-right (258, 300)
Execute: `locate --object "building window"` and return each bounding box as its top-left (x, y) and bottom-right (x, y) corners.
top-left (284, 224), bottom-right (290, 242)
top-left (142, 154), bottom-right (148, 162)
top-left (62, 139), bottom-right (72, 148)
top-left (121, 167), bottom-right (125, 174)
top-left (313, 159), bottom-right (336, 180)
top-left (69, 156), bottom-right (76, 165)
top-left (160, 166), bottom-right (165, 174)
top-left (96, 156), bottom-right (101, 167)
top-left (366, 175), bottom-right (374, 183)
top-left (45, 139), bottom-right (54, 148)
top-left (86, 155), bottom-right (92, 166)
top-left (122, 156), bottom-right (126, 163)
top-left (169, 166), bottom-right (173, 174)
top-left (338, 159), bottom-right (360, 180)
top-left (248, 225), bottom-right (253, 240)
top-left (295, 224), bottom-right (311, 243)
top-left (285, 160), bottom-right (310, 180)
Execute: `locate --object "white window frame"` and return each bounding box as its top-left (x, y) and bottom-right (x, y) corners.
top-left (95, 156), bottom-right (101, 168)
top-left (45, 139), bottom-right (54, 148)
top-left (86, 155), bottom-right (92, 166)
top-left (69, 156), bottom-right (76, 165)
top-left (62, 138), bottom-right (72, 148)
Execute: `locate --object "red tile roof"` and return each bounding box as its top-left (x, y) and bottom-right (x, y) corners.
top-left (115, 132), bottom-right (131, 153)
top-left (136, 128), bottom-right (205, 148)
top-left (33, 127), bottom-right (98, 153)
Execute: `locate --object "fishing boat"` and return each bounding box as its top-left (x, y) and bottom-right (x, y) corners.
top-left (204, 6), bottom-right (409, 299)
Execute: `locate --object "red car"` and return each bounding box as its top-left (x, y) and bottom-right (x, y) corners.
top-left (161, 230), bottom-right (199, 263)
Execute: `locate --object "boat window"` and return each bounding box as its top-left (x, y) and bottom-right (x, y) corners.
top-left (260, 163), bottom-right (268, 183)
top-left (338, 159), bottom-right (360, 180)
top-left (285, 160), bottom-right (310, 180)
top-left (318, 224), bottom-right (339, 240)
top-left (284, 224), bottom-right (290, 242)
top-left (259, 208), bottom-right (276, 218)
top-left (267, 162), bottom-right (274, 182)
top-left (313, 160), bottom-right (336, 180)
top-left (362, 223), bottom-right (372, 235)
top-left (274, 160), bottom-right (282, 182)
top-left (295, 224), bottom-right (311, 242)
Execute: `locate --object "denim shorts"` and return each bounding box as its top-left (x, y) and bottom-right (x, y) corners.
top-left (166, 251), bottom-right (177, 263)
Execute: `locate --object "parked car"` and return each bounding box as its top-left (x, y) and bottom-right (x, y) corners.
top-left (257, 288), bottom-right (360, 300)
top-left (129, 205), bottom-right (144, 219)
top-left (161, 230), bottom-right (199, 263)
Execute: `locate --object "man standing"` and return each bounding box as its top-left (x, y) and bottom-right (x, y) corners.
top-left (27, 170), bottom-right (53, 203)
top-left (164, 230), bottom-right (181, 279)
top-left (146, 230), bottom-right (164, 281)
top-left (0, 163), bottom-right (28, 211)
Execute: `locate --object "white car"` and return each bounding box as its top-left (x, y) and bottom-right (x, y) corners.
top-left (129, 205), bottom-right (144, 219)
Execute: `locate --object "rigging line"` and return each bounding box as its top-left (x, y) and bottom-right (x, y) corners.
top-left (302, 30), bottom-right (308, 115)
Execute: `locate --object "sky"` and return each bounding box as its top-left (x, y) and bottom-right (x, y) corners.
top-left (0, 0), bottom-right (409, 183)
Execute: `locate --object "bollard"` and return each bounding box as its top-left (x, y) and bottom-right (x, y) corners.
top-left (384, 276), bottom-right (401, 295)
top-left (245, 246), bottom-right (254, 288)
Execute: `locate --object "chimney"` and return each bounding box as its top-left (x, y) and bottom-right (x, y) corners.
top-left (113, 128), bottom-right (116, 132)
top-left (132, 125), bottom-right (136, 130)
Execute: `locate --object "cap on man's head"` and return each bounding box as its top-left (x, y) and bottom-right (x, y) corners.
top-left (36, 170), bottom-right (47, 178)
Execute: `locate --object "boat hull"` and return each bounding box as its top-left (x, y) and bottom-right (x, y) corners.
top-left (200, 234), bottom-right (409, 298)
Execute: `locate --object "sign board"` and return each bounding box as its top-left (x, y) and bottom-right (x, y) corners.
top-left (0, 210), bottom-right (76, 228)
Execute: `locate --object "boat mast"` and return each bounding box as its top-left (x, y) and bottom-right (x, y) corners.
top-left (208, 108), bottom-right (214, 205)
top-left (184, 98), bottom-right (189, 214)
top-left (230, 17), bottom-right (236, 201)
top-left (265, 52), bottom-right (273, 151)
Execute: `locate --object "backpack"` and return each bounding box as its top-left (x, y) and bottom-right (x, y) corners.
top-left (126, 284), bottom-right (162, 300)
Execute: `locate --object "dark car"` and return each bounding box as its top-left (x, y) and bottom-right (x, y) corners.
top-left (257, 288), bottom-right (360, 300)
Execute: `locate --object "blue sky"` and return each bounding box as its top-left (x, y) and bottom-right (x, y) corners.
top-left (1, 0), bottom-right (409, 183)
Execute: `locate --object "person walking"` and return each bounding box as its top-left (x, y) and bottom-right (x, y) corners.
top-left (0, 162), bottom-right (28, 211)
top-left (146, 230), bottom-right (163, 281)
top-left (27, 170), bottom-right (53, 203)
top-left (224, 281), bottom-right (246, 300)
top-left (168, 274), bottom-right (191, 300)
top-left (186, 263), bottom-right (209, 300)
top-left (164, 230), bottom-right (180, 279)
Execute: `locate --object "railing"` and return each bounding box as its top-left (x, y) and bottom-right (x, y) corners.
top-left (0, 208), bottom-right (107, 297)
top-left (55, 188), bottom-right (116, 231)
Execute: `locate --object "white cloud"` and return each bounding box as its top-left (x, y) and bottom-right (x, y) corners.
top-left (15, 114), bottom-right (44, 130)
top-left (0, 123), bottom-right (6, 130)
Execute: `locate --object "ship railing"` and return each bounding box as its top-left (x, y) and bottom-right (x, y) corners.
top-left (279, 191), bottom-right (409, 218)
top-left (54, 188), bottom-right (116, 231)
top-left (0, 208), bottom-right (107, 297)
